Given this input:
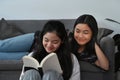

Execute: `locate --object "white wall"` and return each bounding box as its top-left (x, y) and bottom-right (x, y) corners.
top-left (0, 0), bottom-right (119, 20)
top-left (0, 0), bottom-right (120, 35)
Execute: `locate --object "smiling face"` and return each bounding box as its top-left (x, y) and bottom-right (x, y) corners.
top-left (42, 32), bottom-right (62, 53)
top-left (74, 23), bottom-right (92, 46)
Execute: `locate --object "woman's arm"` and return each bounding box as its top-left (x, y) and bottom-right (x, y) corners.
top-left (94, 43), bottom-right (109, 70)
top-left (70, 54), bottom-right (80, 80)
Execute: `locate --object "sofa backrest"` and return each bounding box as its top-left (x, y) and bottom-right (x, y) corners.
top-left (6, 19), bottom-right (76, 33)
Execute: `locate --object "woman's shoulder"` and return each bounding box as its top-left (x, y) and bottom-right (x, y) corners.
top-left (71, 53), bottom-right (76, 58)
top-left (28, 52), bottom-right (34, 56)
top-left (71, 53), bottom-right (79, 62)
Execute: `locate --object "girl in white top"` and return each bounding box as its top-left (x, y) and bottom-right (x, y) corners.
top-left (19, 20), bottom-right (80, 80)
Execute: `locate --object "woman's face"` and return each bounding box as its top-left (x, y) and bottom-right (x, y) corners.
top-left (74, 23), bottom-right (92, 46)
top-left (43, 32), bottom-right (62, 53)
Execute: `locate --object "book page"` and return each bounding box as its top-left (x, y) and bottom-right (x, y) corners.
top-left (40, 53), bottom-right (63, 74)
top-left (22, 53), bottom-right (63, 74)
top-left (23, 56), bottom-right (39, 70)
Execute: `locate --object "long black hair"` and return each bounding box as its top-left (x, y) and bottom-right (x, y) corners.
top-left (32, 20), bottom-right (73, 80)
top-left (70, 14), bottom-right (98, 61)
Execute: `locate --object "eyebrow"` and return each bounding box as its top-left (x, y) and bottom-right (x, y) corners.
top-left (75, 28), bottom-right (80, 31)
top-left (83, 30), bottom-right (89, 32)
top-left (44, 37), bottom-right (59, 42)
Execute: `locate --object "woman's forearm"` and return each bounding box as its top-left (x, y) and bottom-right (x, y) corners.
top-left (95, 43), bottom-right (109, 70)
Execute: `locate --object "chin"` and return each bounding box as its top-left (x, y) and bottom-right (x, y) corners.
top-left (46, 50), bottom-right (53, 53)
top-left (78, 42), bottom-right (86, 46)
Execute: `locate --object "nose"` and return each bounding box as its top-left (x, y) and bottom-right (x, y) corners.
top-left (47, 42), bottom-right (52, 47)
top-left (78, 33), bottom-right (83, 38)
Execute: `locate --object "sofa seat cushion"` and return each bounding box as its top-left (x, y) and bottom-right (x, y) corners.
top-left (0, 52), bottom-right (28, 60)
top-left (80, 61), bottom-right (105, 72)
top-left (0, 60), bottom-right (23, 70)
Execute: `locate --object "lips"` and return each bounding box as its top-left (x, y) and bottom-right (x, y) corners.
top-left (46, 47), bottom-right (54, 52)
top-left (76, 38), bottom-right (87, 45)
top-left (77, 37), bottom-right (85, 42)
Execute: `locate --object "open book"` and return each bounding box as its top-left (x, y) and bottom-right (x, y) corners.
top-left (22, 53), bottom-right (63, 74)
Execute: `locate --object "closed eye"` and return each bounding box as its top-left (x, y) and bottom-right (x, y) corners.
top-left (75, 28), bottom-right (80, 33)
top-left (83, 30), bottom-right (89, 34)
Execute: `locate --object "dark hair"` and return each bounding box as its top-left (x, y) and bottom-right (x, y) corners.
top-left (32, 20), bottom-right (73, 80)
top-left (29, 30), bottom-right (41, 52)
top-left (70, 14), bottom-right (98, 60)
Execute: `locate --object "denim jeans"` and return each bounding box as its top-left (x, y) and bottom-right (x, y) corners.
top-left (22, 69), bottom-right (64, 80)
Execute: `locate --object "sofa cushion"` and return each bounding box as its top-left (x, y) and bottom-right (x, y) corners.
top-left (0, 60), bottom-right (23, 70)
top-left (0, 18), bottom-right (25, 40)
top-left (0, 52), bottom-right (28, 60)
top-left (0, 33), bottom-right (34, 52)
top-left (80, 61), bottom-right (105, 72)
top-left (97, 28), bottom-right (113, 43)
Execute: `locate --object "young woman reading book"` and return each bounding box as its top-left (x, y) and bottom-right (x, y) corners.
top-left (19, 20), bottom-right (80, 80)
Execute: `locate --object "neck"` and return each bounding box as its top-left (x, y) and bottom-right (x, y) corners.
top-left (78, 46), bottom-right (85, 53)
